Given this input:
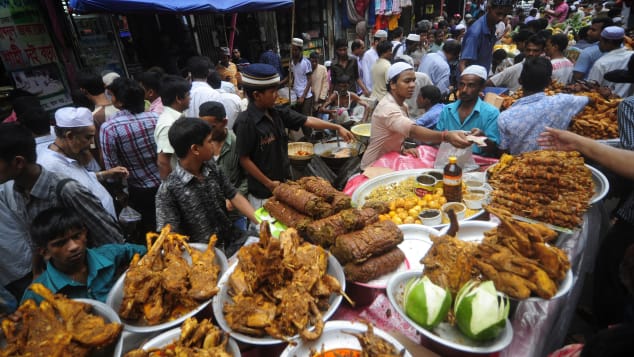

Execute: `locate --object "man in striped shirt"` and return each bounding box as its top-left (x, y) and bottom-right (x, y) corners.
top-left (100, 77), bottom-right (161, 234)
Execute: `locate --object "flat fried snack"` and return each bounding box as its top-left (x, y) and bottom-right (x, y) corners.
top-left (264, 197), bottom-right (313, 233)
top-left (569, 93), bottom-right (621, 139)
top-left (330, 220), bottom-right (404, 264)
top-left (272, 182), bottom-right (333, 218)
top-left (305, 207), bottom-right (379, 247)
top-left (422, 234), bottom-right (480, 295)
top-left (487, 150), bottom-right (594, 229)
top-left (476, 206), bottom-right (571, 299)
top-left (123, 317), bottom-right (231, 357)
top-left (1, 284), bottom-right (122, 357)
top-left (297, 176), bottom-right (352, 212)
top-left (223, 222), bottom-right (344, 341)
top-left (119, 225), bottom-right (221, 326)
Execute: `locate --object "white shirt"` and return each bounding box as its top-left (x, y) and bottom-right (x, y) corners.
top-left (361, 47), bottom-right (379, 91)
top-left (218, 91), bottom-right (243, 130)
top-left (35, 126), bottom-right (56, 159)
top-left (37, 148), bottom-right (116, 217)
top-left (405, 72), bottom-right (433, 119)
top-left (490, 61), bottom-right (524, 92)
top-left (551, 57), bottom-right (574, 85)
top-left (587, 48), bottom-right (634, 98)
top-left (186, 81), bottom-right (221, 118)
top-left (291, 57), bottom-right (313, 99)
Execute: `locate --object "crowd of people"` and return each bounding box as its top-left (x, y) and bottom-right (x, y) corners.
top-left (1, 0), bottom-right (634, 354)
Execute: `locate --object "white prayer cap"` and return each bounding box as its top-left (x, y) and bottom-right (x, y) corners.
top-left (406, 33), bottom-right (421, 42)
top-left (455, 24), bottom-right (466, 31)
top-left (55, 107), bottom-right (94, 128)
top-left (291, 38), bottom-right (304, 47)
top-left (102, 72), bottom-right (120, 87)
top-left (601, 26), bottom-right (625, 40)
top-left (395, 54), bottom-right (414, 66)
top-left (374, 30), bottom-right (388, 39)
top-left (387, 62), bottom-right (414, 83)
top-left (461, 65), bottom-right (488, 80)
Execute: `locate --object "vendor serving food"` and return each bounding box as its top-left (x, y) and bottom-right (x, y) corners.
top-left (360, 62), bottom-right (472, 170)
top-left (234, 64), bottom-right (355, 207)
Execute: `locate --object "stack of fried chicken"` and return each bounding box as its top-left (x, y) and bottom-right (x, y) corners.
top-left (124, 317), bottom-right (231, 357)
top-left (1, 284), bottom-right (122, 356)
top-left (118, 225), bottom-right (221, 326)
top-left (223, 222), bottom-right (346, 341)
top-left (487, 151), bottom-right (594, 229)
top-left (422, 207), bottom-right (570, 299)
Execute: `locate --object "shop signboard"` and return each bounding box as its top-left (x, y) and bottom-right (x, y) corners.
top-left (0, 0), bottom-right (71, 110)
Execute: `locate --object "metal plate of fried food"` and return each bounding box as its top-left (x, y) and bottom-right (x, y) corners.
top-left (280, 320), bottom-right (412, 357)
top-left (140, 326), bottom-right (240, 356)
top-left (387, 270), bottom-right (514, 354)
top-left (438, 221), bottom-right (574, 300)
top-left (351, 168), bottom-right (486, 227)
top-left (106, 246), bottom-right (228, 334)
top-left (212, 253), bottom-right (345, 345)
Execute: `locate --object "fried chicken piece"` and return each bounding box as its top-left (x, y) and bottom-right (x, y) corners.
top-left (422, 234), bottom-right (478, 294)
top-left (531, 242), bottom-right (570, 282)
top-left (347, 322), bottom-right (405, 357)
top-left (475, 260), bottom-right (533, 299)
top-left (161, 234), bottom-right (191, 295)
top-left (186, 234), bottom-right (221, 300)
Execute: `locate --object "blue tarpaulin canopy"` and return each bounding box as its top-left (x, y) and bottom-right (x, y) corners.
top-left (68, 0), bottom-right (293, 14)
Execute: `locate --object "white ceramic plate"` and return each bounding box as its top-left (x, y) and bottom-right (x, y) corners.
top-left (396, 224), bottom-right (441, 271)
top-left (351, 168), bottom-right (485, 227)
top-left (213, 253), bottom-right (345, 345)
top-left (280, 320), bottom-right (412, 357)
top-left (106, 245), bottom-right (228, 334)
top-left (387, 271), bottom-right (514, 354)
top-left (141, 326), bottom-right (240, 356)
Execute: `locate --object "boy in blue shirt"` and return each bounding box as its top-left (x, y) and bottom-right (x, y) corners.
top-left (21, 207), bottom-right (146, 304)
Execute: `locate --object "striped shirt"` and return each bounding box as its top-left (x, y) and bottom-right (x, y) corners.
top-left (100, 110), bottom-right (161, 189)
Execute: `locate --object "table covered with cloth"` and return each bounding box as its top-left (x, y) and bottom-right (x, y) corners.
top-left (335, 144), bottom-right (609, 356)
top-left (343, 145), bottom-right (499, 195)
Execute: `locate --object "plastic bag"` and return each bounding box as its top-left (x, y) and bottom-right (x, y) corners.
top-left (119, 205), bottom-right (142, 243)
top-left (433, 142), bottom-right (479, 172)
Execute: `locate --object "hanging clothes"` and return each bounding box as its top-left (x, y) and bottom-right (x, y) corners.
top-left (347, 0), bottom-right (365, 24)
top-left (388, 14), bottom-right (400, 30)
top-left (376, 0), bottom-right (386, 15)
top-left (368, 0), bottom-right (376, 26)
top-left (392, 0), bottom-right (401, 14)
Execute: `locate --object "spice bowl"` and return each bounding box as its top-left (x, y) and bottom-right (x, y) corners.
top-left (419, 209), bottom-right (442, 226)
top-left (463, 192), bottom-right (487, 210)
top-left (441, 202), bottom-right (467, 221)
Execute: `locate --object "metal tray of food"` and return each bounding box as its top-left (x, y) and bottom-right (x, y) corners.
top-left (350, 168), bottom-right (486, 227)
top-left (280, 320), bottom-right (412, 357)
top-left (106, 245), bottom-right (227, 334)
top-left (212, 253), bottom-right (345, 345)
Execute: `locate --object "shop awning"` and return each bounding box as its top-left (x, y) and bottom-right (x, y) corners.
top-left (68, 0), bottom-right (294, 14)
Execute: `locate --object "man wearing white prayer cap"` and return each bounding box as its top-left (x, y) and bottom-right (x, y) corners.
top-left (360, 30), bottom-right (389, 93)
top-left (289, 36), bottom-right (314, 140)
top-left (587, 26), bottom-right (632, 98)
top-left (360, 62), bottom-right (471, 169)
top-left (38, 107), bottom-right (129, 218)
top-left (435, 65), bottom-right (501, 156)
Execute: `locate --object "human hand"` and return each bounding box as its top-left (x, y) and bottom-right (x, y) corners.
top-left (266, 180), bottom-right (281, 192)
top-left (537, 127), bottom-right (580, 151)
top-left (446, 130), bottom-right (472, 148)
top-left (226, 199), bottom-right (234, 211)
top-left (469, 128), bottom-right (484, 136)
top-left (297, 96), bottom-right (305, 105)
top-left (337, 126), bottom-right (356, 142)
top-left (402, 147), bottom-right (420, 158)
top-left (107, 166), bottom-right (129, 179)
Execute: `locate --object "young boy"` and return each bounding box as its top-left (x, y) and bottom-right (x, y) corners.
top-left (234, 63), bottom-right (355, 208)
top-left (155, 117), bottom-right (257, 256)
top-left (21, 207), bottom-right (146, 304)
